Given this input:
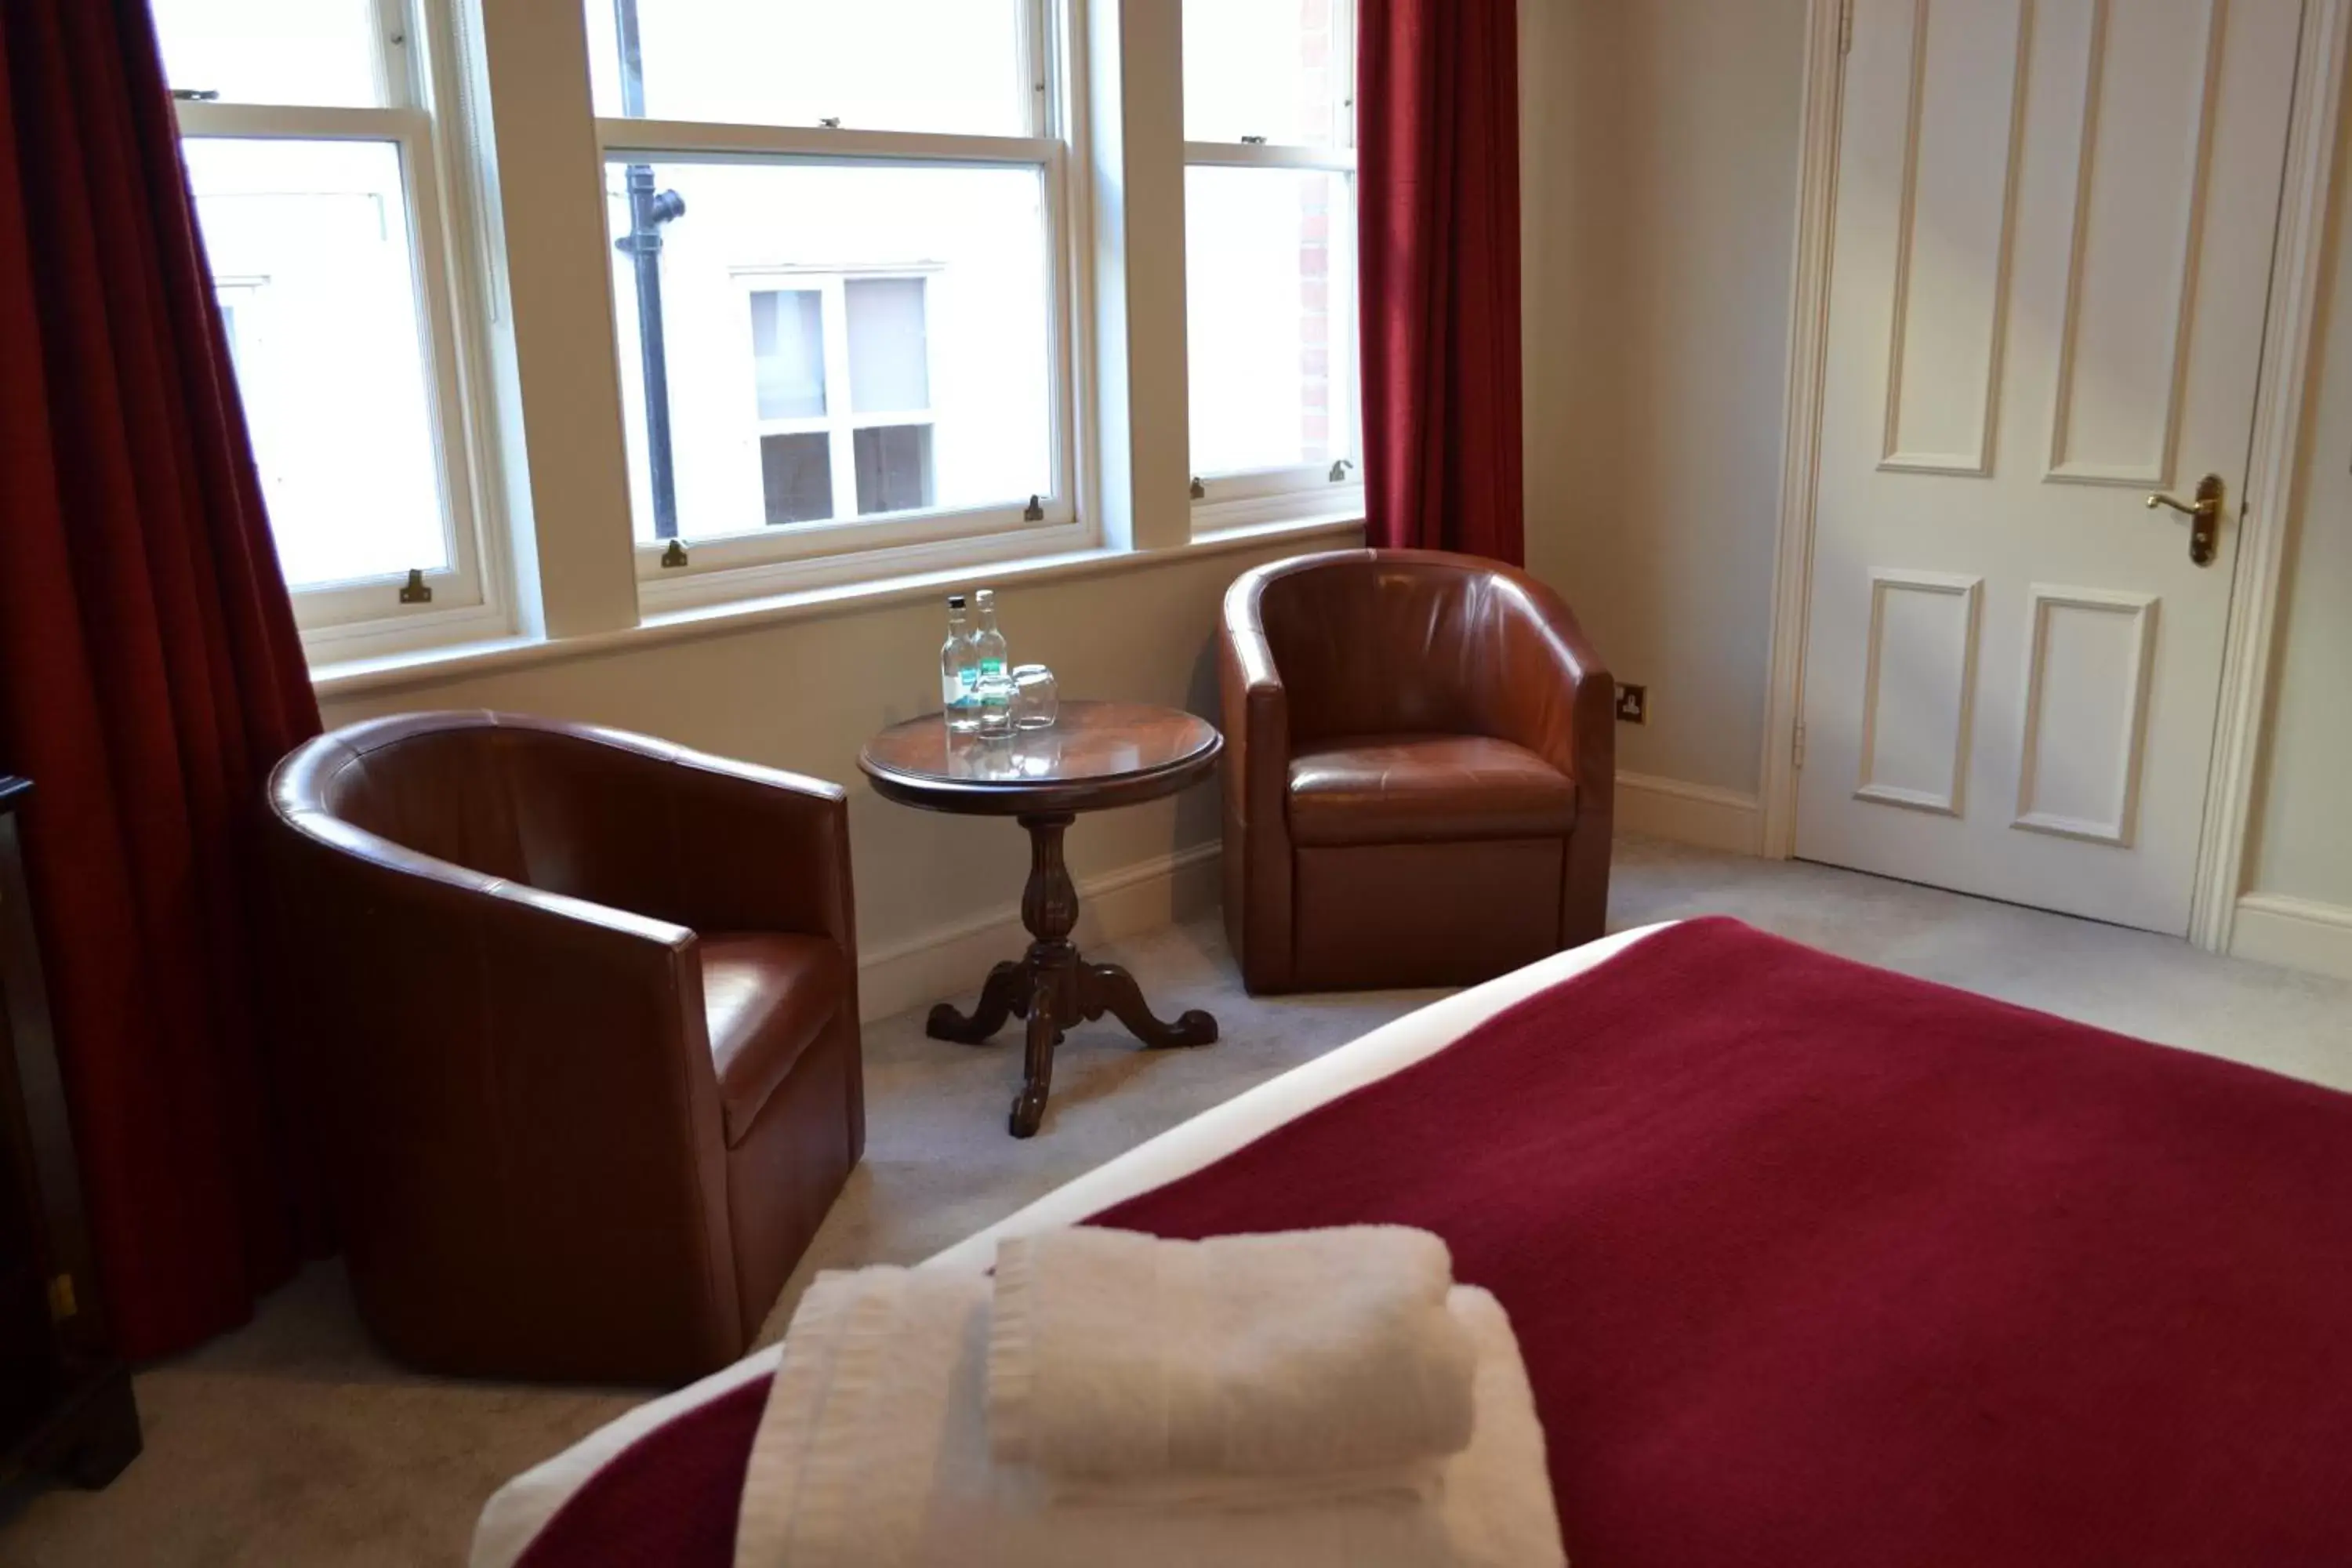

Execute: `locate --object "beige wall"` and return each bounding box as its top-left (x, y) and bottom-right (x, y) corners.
top-left (318, 536), bottom-right (1345, 962)
top-left (2249, 89), bottom-right (2352, 916)
top-left (1519, 0), bottom-right (1809, 797)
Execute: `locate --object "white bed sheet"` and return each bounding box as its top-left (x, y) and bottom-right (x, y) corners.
top-left (470, 922), bottom-right (1672, 1568)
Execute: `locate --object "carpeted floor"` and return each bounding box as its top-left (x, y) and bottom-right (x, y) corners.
top-left (5, 836), bottom-right (2349, 1565)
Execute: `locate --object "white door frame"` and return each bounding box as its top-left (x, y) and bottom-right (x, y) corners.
top-left (1755, 0), bottom-right (2351, 953)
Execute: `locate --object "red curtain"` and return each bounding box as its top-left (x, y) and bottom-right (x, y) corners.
top-left (0, 0), bottom-right (325, 1356)
top-left (1357, 0), bottom-right (1525, 564)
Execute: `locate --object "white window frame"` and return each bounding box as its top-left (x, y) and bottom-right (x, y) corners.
top-left (604, 0), bottom-right (1093, 613)
top-left (735, 265), bottom-right (942, 530)
top-left (1182, 0), bottom-right (1367, 532)
top-left (171, 0), bottom-right (510, 662)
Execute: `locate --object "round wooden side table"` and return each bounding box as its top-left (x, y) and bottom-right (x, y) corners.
top-left (859, 701), bottom-right (1223, 1137)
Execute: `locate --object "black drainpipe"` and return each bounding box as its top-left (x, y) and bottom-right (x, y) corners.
top-left (612, 0), bottom-right (686, 539)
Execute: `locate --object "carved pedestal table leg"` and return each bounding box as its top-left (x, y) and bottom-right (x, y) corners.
top-left (926, 811), bottom-right (1217, 1137)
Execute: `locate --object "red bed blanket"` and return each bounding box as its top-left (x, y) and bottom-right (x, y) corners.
top-left (512, 918), bottom-right (2352, 1566)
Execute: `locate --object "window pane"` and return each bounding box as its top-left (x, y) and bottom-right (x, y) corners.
top-left (1187, 166), bottom-right (1356, 478)
top-left (845, 278), bottom-right (931, 415)
top-left (750, 289), bottom-right (827, 419)
top-left (855, 425), bottom-right (935, 514)
top-left (585, 0), bottom-right (1031, 136)
top-left (1182, 0), bottom-right (1347, 148)
top-left (608, 159), bottom-right (1056, 543)
top-left (151, 0), bottom-right (384, 109)
top-left (760, 433), bottom-right (834, 524)
top-left (186, 138), bottom-right (452, 588)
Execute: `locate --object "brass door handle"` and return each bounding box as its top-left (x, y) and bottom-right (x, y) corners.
top-left (2145, 474), bottom-right (2223, 567)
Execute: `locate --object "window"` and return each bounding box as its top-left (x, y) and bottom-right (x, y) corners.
top-left (161, 2), bottom-right (1369, 665)
top-left (157, 0), bottom-right (499, 654)
top-left (589, 0), bottom-right (1079, 602)
top-left (1181, 0), bottom-right (1363, 524)
top-left (743, 271), bottom-right (939, 524)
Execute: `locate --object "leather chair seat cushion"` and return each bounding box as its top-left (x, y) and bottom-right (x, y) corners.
top-left (702, 933), bottom-right (849, 1147)
top-left (1285, 734), bottom-right (1577, 847)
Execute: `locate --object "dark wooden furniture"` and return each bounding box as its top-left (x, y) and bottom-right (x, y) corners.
top-left (860, 702), bottom-right (1224, 1138)
top-left (0, 778), bottom-right (141, 1491)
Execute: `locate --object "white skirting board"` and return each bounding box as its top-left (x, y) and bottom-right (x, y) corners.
top-left (2228, 892), bottom-right (2352, 982)
top-left (857, 841), bottom-right (1225, 1023)
top-left (1613, 771), bottom-right (1764, 857)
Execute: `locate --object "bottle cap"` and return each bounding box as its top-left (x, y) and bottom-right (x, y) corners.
top-left (975, 588), bottom-right (994, 605)
top-left (947, 593), bottom-right (967, 610)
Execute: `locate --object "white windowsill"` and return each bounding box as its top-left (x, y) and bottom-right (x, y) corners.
top-left (309, 513), bottom-right (1364, 700)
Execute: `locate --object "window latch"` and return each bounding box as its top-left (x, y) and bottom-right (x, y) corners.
top-left (398, 568), bottom-right (433, 604)
top-left (172, 89), bottom-right (221, 102)
top-left (1023, 494), bottom-right (1044, 522)
top-left (818, 117), bottom-right (842, 129)
top-left (1330, 459), bottom-right (1356, 483)
top-left (1240, 135), bottom-right (1268, 145)
top-left (659, 539), bottom-right (690, 569)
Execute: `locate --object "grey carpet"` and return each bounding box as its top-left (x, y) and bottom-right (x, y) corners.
top-left (5, 836), bottom-right (2347, 1566)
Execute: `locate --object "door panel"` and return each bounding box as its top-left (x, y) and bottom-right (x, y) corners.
top-left (2011, 586), bottom-right (2158, 844)
top-left (1856, 570), bottom-right (1981, 814)
top-left (1879, 0), bottom-right (2026, 474)
top-left (2045, 0), bottom-right (2221, 485)
top-left (1797, 0), bottom-right (2299, 935)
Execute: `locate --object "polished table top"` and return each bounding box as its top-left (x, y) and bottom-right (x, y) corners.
top-left (858, 700), bottom-right (1222, 817)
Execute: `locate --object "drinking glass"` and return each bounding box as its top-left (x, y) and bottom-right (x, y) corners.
top-left (1011, 663), bottom-right (1058, 731)
top-left (975, 669), bottom-right (1014, 738)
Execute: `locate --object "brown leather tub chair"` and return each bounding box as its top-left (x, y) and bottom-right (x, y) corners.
top-left (268, 712), bottom-right (862, 1384)
top-left (1220, 549), bottom-right (1614, 993)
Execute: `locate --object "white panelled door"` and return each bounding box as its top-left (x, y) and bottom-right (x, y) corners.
top-left (1797, 0), bottom-right (2301, 934)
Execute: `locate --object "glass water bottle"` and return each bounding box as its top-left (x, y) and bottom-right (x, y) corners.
top-left (972, 589), bottom-right (1012, 737)
top-left (942, 594), bottom-right (981, 734)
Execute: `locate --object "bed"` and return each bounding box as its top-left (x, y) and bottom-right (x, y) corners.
top-left (473, 917), bottom-right (2352, 1567)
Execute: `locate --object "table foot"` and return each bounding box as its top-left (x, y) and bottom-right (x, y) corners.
top-left (1082, 960), bottom-right (1218, 1049)
top-left (1010, 992), bottom-right (1058, 1138)
top-left (944, 810), bottom-right (1216, 1135)
top-left (943, 947), bottom-right (1218, 1135)
top-left (927, 960), bottom-right (1026, 1044)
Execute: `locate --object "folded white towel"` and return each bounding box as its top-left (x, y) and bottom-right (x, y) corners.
top-left (987, 1225), bottom-right (1478, 1482)
top-left (731, 1268), bottom-right (1562, 1568)
top-left (1039, 1457), bottom-right (1444, 1513)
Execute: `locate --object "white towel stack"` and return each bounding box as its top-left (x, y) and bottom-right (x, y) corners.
top-left (731, 1226), bottom-right (1564, 1568)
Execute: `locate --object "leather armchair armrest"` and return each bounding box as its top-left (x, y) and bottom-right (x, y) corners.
top-left (1481, 575), bottom-right (1614, 948)
top-left (1489, 578), bottom-right (1614, 809)
top-left (1221, 576), bottom-right (1298, 991)
top-left (649, 746), bottom-right (857, 956)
